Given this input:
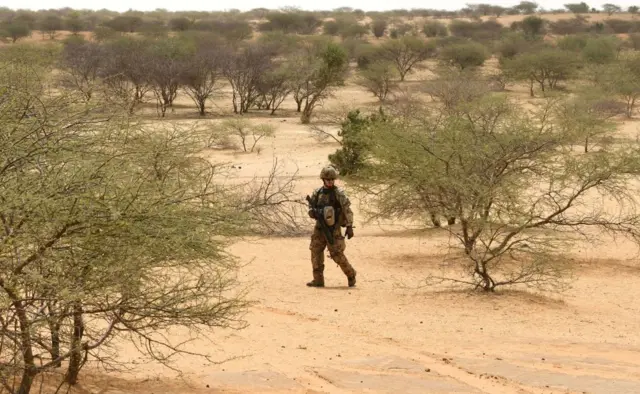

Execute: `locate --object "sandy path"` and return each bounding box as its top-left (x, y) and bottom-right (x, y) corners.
top-left (71, 227), bottom-right (640, 394)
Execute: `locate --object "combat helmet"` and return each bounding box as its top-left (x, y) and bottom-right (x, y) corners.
top-left (320, 165), bottom-right (339, 180)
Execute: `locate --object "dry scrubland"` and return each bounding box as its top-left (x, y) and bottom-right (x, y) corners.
top-left (3, 5), bottom-right (640, 394)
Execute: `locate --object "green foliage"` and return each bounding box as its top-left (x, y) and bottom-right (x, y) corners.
top-left (39, 14), bottom-right (63, 39)
top-left (593, 54), bottom-right (640, 117)
top-left (422, 20), bottom-right (448, 37)
top-left (351, 95), bottom-right (640, 291)
top-left (565, 2), bottom-right (590, 13)
top-left (0, 21), bottom-right (31, 43)
top-left (502, 48), bottom-right (578, 96)
top-left (296, 41), bottom-right (349, 123)
top-left (217, 118), bottom-right (276, 152)
top-left (103, 15), bottom-right (143, 32)
top-left (328, 109), bottom-right (387, 176)
top-left (627, 33), bottom-right (640, 50)
top-left (323, 20), bottom-right (340, 35)
top-left (448, 19), bottom-right (505, 42)
top-left (356, 61), bottom-right (398, 101)
top-left (495, 32), bottom-right (530, 61)
top-left (377, 36), bottom-right (436, 81)
top-left (439, 42), bottom-right (489, 70)
top-left (92, 25), bottom-right (121, 42)
top-left (371, 19), bottom-right (387, 38)
top-left (549, 16), bottom-right (590, 35)
top-left (581, 35), bottom-right (620, 64)
top-left (341, 23), bottom-right (369, 39)
top-left (169, 16), bottom-right (192, 31)
top-left (519, 15), bottom-right (546, 39)
top-left (554, 89), bottom-right (621, 152)
top-left (0, 71), bottom-right (251, 393)
top-left (557, 34), bottom-right (589, 52)
top-left (602, 3), bottom-right (622, 15)
top-left (260, 11), bottom-right (321, 34)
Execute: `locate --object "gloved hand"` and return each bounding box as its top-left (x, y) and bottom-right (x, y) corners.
top-left (345, 226), bottom-right (354, 239)
top-left (308, 209), bottom-right (316, 219)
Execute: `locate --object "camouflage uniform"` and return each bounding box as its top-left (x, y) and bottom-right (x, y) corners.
top-left (307, 166), bottom-right (356, 288)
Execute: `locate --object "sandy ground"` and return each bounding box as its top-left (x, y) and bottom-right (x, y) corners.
top-left (41, 75), bottom-right (640, 394)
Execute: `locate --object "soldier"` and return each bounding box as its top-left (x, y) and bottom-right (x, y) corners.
top-left (306, 165), bottom-right (356, 288)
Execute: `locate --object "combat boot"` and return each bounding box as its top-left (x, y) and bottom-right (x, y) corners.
top-left (347, 270), bottom-right (356, 287)
top-left (307, 270), bottom-right (324, 287)
top-left (306, 279), bottom-right (324, 287)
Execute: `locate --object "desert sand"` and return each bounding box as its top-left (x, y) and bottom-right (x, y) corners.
top-left (41, 69), bottom-right (640, 394)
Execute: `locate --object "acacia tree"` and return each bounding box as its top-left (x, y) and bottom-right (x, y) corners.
top-left (290, 39), bottom-right (349, 124)
top-left (222, 43), bottom-right (273, 114)
top-left (0, 56), bottom-right (304, 394)
top-left (376, 36), bottom-right (436, 81)
top-left (554, 90), bottom-right (623, 152)
top-left (218, 118), bottom-right (276, 152)
top-left (147, 37), bottom-right (194, 117)
top-left (438, 42), bottom-right (489, 71)
top-left (180, 41), bottom-right (221, 116)
top-left (355, 61), bottom-right (398, 102)
top-left (255, 64), bottom-right (294, 115)
top-left (100, 37), bottom-right (153, 114)
top-left (502, 48), bottom-right (577, 96)
top-left (350, 95), bottom-right (640, 292)
top-left (39, 15), bottom-right (63, 39)
top-left (59, 39), bottom-right (104, 102)
top-left (595, 54), bottom-right (640, 118)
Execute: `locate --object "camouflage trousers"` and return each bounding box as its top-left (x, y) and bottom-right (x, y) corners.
top-left (309, 225), bottom-right (355, 281)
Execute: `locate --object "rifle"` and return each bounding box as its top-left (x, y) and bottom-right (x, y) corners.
top-left (306, 195), bottom-right (335, 245)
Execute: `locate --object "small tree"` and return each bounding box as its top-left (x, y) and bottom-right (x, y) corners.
top-left (222, 43), bottom-right (273, 114)
top-left (422, 20), bottom-right (448, 37)
top-left (582, 35), bottom-right (620, 64)
top-left (602, 3), bottom-right (622, 15)
top-left (169, 16), bottom-right (192, 31)
top-left (355, 61), bottom-right (398, 101)
top-left (502, 48), bottom-right (577, 96)
top-left (65, 13), bottom-right (84, 35)
top-left (219, 118), bottom-right (276, 152)
top-left (147, 37), bottom-right (194, 117)
top-left (100, 37), bottom-right (153, 114)
top-left (59, 39), bottom-right (105, 102)
top-left (377, 36), bottom-right (436, 81)
top-left (371, 19), bottom-right (387, 38)
top-left (438, 42), bottom-right (489, 70)
top-left (181, 43), bottom-right (221, 116)
top-left (555, 89), bottom-right (622, 152)
top-left (291, 40), bottom-right (349, 123)
top-left (565, 2), bottom-right (591, 13)
top-left (595, 56), bottom-right (640, 117)
top-left (352, 95), bottom-right (640, 292)
top-left (519, 15), bottom-right (546, 39)
top-left (327, 109), bottom-right (387, 176)
top-left (514, 1), bottom-right (539, 14)
top-left (39, 15), bottom-right (63, 39)
top-left (323, 20), bottom-right (340, 35)
top-left (255, 64), bottom-right (294, 115)
top-left (421, 68), bottom-right (492, 114)
top-left (0, 21), bottom-right (31, 43)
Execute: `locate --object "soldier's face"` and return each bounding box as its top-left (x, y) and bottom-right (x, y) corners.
top-left (323, 178), bottom-right (335, 188)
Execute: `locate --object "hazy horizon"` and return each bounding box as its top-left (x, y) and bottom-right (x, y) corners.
top-left (1, 0), bottom-right (638, 13)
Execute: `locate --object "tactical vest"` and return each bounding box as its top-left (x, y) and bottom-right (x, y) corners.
top-left (313, 187), bottom-right (345, 228)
